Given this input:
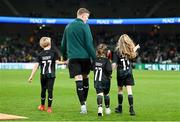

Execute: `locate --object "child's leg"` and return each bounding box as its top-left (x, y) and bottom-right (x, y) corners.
top-left (97, 92), bottom-right (103, 116)
top-left (104, 81), bottom-right (111, 109)
top-left (126, 85), bottom-right (135, 115)
top-left (47, 78), bottom-right (55, 107)
top-left (118, 86), bottom-right (123, 107)
top-left (115, 86), bottom-right (123, 113)
top-left (126, 85), bottom-right (133, 106)
top-left (104, 91), bottom-right (111, 115)
top-left (97, 93), bottom-right (103, 108)
top-left (104, 94), bottom-right (110, 108)
top-left (104, 88), bottom-right (110, 108)
top-left (40, 78), bottom-right (47, 106)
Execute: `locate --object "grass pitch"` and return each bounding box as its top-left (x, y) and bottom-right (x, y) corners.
top-left (0, 69), bottom-right (180, 121)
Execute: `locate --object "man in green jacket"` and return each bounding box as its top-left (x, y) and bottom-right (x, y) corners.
top-left (61, 8), bottom-right (96, 114)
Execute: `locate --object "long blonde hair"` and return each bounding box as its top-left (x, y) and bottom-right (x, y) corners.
top-left (115, 34), bottom-right (137, 59)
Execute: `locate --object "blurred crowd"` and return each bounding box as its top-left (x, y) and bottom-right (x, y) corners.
top-left (0, 29), bottom-right (180, 64)
top-left (1, 0), bottom-right (179, 18)
top-left (0, 0), bottom-right (179, 64)
top-left (28, 0), bottom-right (179, 18)
top-left (94, 29), bottom-right (180, 64)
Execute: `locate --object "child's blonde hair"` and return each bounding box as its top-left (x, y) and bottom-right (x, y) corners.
top-left (96, 44), bottom-right (107, 57)
top-left (115, 34), bottom-right (137, 59)
top-left (39, 37), bottom-right (51, 48)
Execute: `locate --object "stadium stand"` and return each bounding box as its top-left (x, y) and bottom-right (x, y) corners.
top-left (0, 0), bottom-right (179, 18)
top-left (0, 0), bottom-right (180, 63)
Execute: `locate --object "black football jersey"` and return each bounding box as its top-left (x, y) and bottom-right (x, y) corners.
top-left (93, 57), bottom-right (112, 82)
top-left (113, 52), bottom-right (132, 77)
top-left (37, 49), bottom-right (58, 78)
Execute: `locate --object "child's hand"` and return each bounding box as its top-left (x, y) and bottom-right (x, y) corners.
top-left (112, 63), bottom-right (117, 70)
top-left (59, 61), bottom-right (65, 64)
top-left (133, 44), bottom-right (140, 52)
top-left (56, 60), bottom-right (67, 65)
top-left (64, 60), bottom-right (69, 65)
top-left (136, 44), bottom-right (140, 49)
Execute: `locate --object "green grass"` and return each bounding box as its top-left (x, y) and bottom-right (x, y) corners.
top-left (0, 69), bottom-right (180, 121)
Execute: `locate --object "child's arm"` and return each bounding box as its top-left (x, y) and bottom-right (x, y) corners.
top-left (28, 63), bottom-right (39, 83)
top-left (112, 63), bottom-right (117, 70)
top-left (133, 44), bottom-right (140, 52)
top-left (56, 56), bottom-right (69, 65)
top-left (106, 60), bottom-right (112, 79)
top-left (56, 60), bottom-right (66, 65)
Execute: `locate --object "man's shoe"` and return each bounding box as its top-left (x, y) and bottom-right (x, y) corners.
top-left (80, 105), bottom-right (87, 114)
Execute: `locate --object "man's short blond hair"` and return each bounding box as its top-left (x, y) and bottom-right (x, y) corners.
top-left (77, 8), bottom-right (90, 16)
top-left (39, 37), bottom-right (51, 48)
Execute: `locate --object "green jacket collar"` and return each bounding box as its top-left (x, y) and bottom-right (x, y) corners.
top-left (75, 18), bottom-right (84, 23)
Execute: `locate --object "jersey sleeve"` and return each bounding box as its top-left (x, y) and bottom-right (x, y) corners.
top-left (35, 54), bottom-right (41, 63)
top-left (105, 59), bottom-right (112, 77)
top-left (54, 51), bottom-right (59, 61)
top-left (112, 52), bottom-right (118, 64)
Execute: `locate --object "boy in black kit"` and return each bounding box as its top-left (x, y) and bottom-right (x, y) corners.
top-left (112, 34), bottom-right (140, 116)
top-left (93, 44), bottom-right (112, 116)
top-left (28, 37), bottom-right (64, 113)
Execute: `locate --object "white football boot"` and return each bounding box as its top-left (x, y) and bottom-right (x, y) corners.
top-left (80, 105), bottom-right (87, 114)
top-left (98, 107), bottom-right (103, 116)
top-left (105, 107), bottom-right (111, 115)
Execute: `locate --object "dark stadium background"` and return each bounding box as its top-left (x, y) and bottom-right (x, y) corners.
top-left (0, 0), bottom-right (180, 64)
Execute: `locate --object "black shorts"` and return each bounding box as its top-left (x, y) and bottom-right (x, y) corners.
top-left (94, 80), bottom-right (110, 95)
top-left (117, 73), bottom-right (135, 87)
top-left (40, 77), bottom-right (55, 90)
top-left (68, 58), bottom-right (91, 78)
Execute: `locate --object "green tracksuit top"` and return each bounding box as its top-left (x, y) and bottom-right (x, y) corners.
top-left (61, 18), bottom-right (96, 60)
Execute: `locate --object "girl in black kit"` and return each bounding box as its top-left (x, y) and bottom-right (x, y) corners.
top-left (94, 44), bottom-right (112, 116)
top-left (112, 34), bottom-right (140, 116)
top-left (28, 37), bottom-right (64, 113)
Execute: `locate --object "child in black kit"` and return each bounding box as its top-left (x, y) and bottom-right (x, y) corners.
top-left (93, 44), bottom-right (112, 116)
top-left (28, 37), bottom-right (64, 113)
top-left (112, 34), bottom-right (140, 116)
